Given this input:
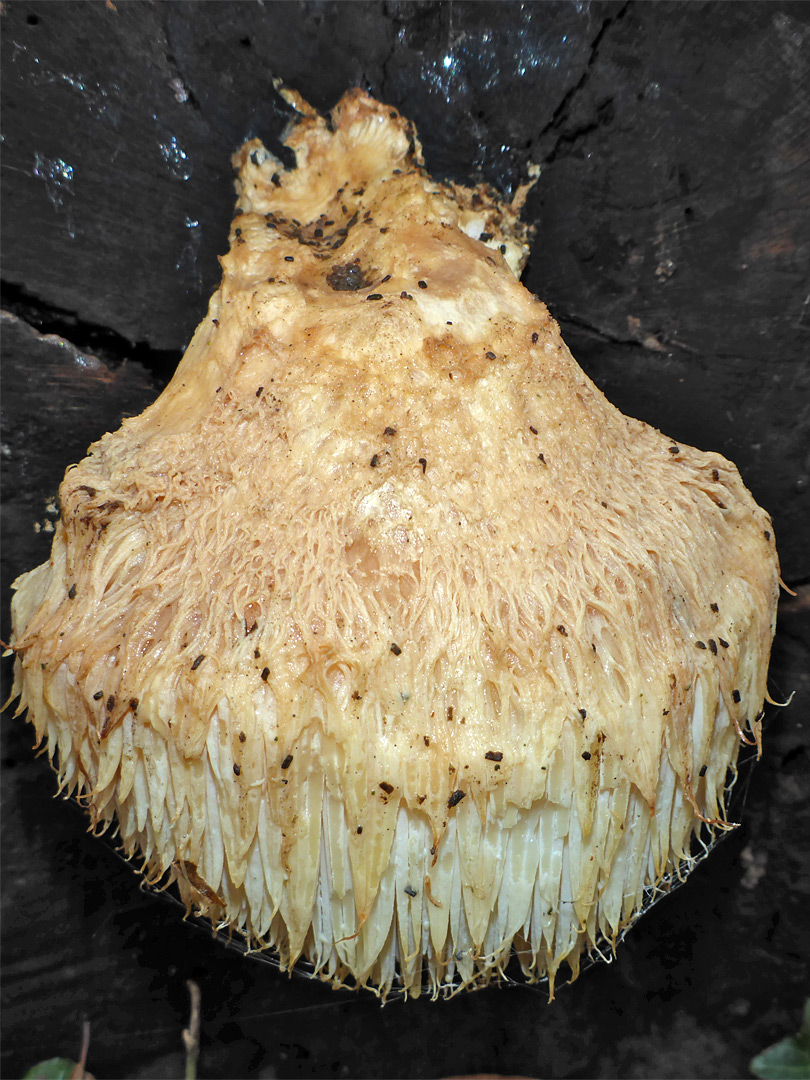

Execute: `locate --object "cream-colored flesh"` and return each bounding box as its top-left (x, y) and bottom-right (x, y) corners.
top-left (10, 89), bottom-right (778, 997)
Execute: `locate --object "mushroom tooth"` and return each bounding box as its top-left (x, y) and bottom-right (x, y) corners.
top-left (94, 720), bottom-right (123, 795)
top-left (457, 795), bottom-right (502, 946)
top-left (257, 795), bottom-right (283, 918)
top-left (132, 754), bottom-right (151, 836)
top-left (363, 841), bottom-right (399, 989)
top-left (320, 785), bottom-right (354, 943)
top-left (117, 711), bottom-right (137, 803)
top-left (394, 809), bottom-right (431, 992)
top-left (275, 768), bottom-right (325, 970)
top-left (145, 738), bottom-right (171, 836)
top-left (311, 799), bottom-right (339, 972)
top-left (535, 802), bottom-right (566, 955)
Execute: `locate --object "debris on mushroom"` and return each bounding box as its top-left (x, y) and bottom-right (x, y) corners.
top-left (8, 87), bottom-right (780, 999)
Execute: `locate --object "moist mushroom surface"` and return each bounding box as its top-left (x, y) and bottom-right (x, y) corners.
top-left (9, 88), bottom-right (779, 998)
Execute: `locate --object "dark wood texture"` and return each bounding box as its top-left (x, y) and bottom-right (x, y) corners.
top-left (2, 3), bottom-right (808, 1078)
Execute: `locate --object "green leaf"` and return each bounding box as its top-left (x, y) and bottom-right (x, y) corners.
top-left (751, 1000), bottom-right (810, 1080)
top-left (23, 1060), bottom-right (79, 1080)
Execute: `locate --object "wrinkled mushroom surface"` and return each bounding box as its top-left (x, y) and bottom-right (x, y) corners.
top-left (10, 88), bottom-right (779, 998)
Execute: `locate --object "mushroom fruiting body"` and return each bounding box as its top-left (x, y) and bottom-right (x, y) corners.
top-left (10, 89), bottom-right (779, 998)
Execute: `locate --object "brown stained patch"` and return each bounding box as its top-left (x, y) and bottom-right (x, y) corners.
top-left (421, 334), bottom-right (488, 382)
top-left (179, 860), bottom-right (226, 906)
top-left (424, 875), bottom-right (442, 908)
top-left (63, 486), bottom-right (125, 535)
top-left (746, 232), bottom-right (797, 262)
top-left (243, 600), bottom-right (262, 631)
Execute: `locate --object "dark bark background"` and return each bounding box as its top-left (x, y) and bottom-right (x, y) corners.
top-left (1, 3), bottom-right (808, 1079)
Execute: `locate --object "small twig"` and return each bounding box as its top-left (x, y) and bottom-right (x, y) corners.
top-left (70, 1021), bottom-right (92, 1080)
top-left (182, 980), bottom-right (201, 1080)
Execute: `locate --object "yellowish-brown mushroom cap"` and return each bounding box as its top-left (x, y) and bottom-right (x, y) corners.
top-left (10, 88), bottom-right (779, 998)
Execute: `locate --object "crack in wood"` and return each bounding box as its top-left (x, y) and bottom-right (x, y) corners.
top-left (0, 281), bottom-right (179, 385)
top-left (538, 1), bottom-right (632, 165)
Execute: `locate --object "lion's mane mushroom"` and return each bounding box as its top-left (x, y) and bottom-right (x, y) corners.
top-left (9, 88), bottom-right (779, 999)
